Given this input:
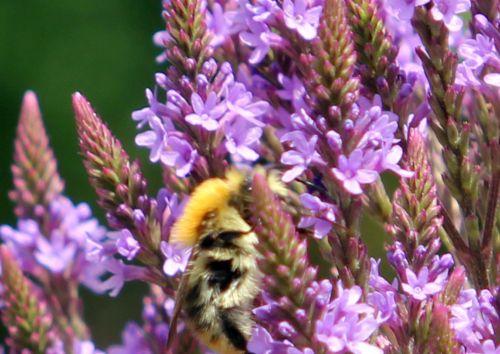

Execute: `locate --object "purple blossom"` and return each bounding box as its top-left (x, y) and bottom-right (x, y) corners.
top-left (430, 0), bottom-right (470, 32)
top-left (246, 0), bottom-right (280, 22)
top-left (186, 92), bottom-right (226, 131)
top-left (240, 22), bottom-right (282, 64)
top-left (160, 241), bottom-right (190, 276)
top-left (401, 267), bottom-right (444, 301)
top-left (455, 63), bottom-right (483, 87)
top-left (207, 3), bottom-right (235, 47)
top-left (73, 341), bottom-right (105, 354)
top-left (225, 119), bottom-right (262, 162)
top-left (315, 284), bottom-right (382, 354)
top-left (132, 90), bottom-right (162, 128)
top-left (160, 137), bottom-right (198, 177)
top-left (0, 197), bottom-right (106, 282)
top-left (48, 340), bottom-right (104, 354)
top-left (332, 149), bottom-right (379, 195)
top-left (135, 116), bottom-right (170, 163)
top-left (283, 0), bottom-right (322, 40)
top-left (459, 34), bottom-right (497, 70)
top-left (369, 258), bottom-right (397, 292)
top-left (113, 229), bottom-right (140, 261)
top-left (277, 74), bottom-right (307, 111)
top-left (384, 0), bottom-right (430, 20)
top-left (356, 105), bottom-right (398, 149)
top-left (135, 116), bottom-right (197, 177)
top-left (152, 30), bottom-right (171, 63)
top-left (280, 131), bottom-right (323, 182)
top-left (34, 235), bottom-right (77, 273)
top-left (298, 193), bottom-right (337, 239)
top-left (248, 326), bottom-right (295, 353)
top-left (367, 291), bottom-right (397, 324)
top-left (108, 322), bottom-right (152, 354)
top-left (377, 145), bottom-right (414, 178)
top-left (225, 82), bottom-right (269, 127)
top-left (96, 259), bottom-right (147, 297)
top-left (451, 289), bottom-right (500, 353)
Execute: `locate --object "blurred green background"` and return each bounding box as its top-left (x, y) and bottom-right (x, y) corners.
top-left (0, 0), bottom-right (390, 349)
top-left (0, 0), bottom-right (165, 347)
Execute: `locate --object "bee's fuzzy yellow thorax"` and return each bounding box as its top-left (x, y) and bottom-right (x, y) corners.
top-left (170, 173), bottom-right (245, 247)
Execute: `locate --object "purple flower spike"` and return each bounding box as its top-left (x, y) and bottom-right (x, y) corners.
top-left (283, 0), bottom-right (322, 40)
top-left (160, 241), bottom-right (190, 276)
top-left (332, 149), bottom-right (378, 195)
top-left (186, 92), bottom-right (226, 131)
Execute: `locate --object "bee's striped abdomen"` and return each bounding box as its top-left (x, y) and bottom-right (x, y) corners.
top-left (183, 230), bottom-right (258, 354)
top-left (207, 259), bottom-right (242, 292)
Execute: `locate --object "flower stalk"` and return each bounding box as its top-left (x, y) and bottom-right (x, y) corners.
top-left (412, 3), bottom-right (495, 289)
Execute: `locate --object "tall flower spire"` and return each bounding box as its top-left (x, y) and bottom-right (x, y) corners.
top-left (307, 0), bottom-right (359, 121)
top-left (0, 246), bottom-right (54, 353)
top-left (346, 0), bottom-right (404, 110)
top-left (388, 128), bottom-right (442, 264)
top-left (250, 174), bottom-right (329, 353)
top-left (412, 3), bottom-right (495, 289)
top-left (73, 93), bottom-right (161, 265)
top-left (9, 91), bottom-right (64, 222)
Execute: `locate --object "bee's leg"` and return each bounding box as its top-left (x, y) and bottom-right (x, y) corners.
top-left (220, 309), bottom-right (250, 352)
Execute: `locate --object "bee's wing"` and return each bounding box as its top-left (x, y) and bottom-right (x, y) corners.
top-left (166, 250), bottom-right (196, 352)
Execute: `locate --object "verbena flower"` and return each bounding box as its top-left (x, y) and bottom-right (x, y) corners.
top-left (298, 193), bottom-right (337, 239)
top-left (315, 284), bottom-right (382, 354)
top-left (186, 92), bottom-right (226, 131)
top-left (430, 0), bottom-right (470, 31)
top-left (1, 197), bottom-right (107, 290)
top-left (3, 0), bottom-right (500, 352)
top-left (283, 0), bottom-right (322, 40)
top-left (401, 266), bottom-right (446, 301)
top-left (160, 241), bottom-right (190, 276)
top-left (240, 22), bottom-right (282, 64)
top-left (332, 149), bottom-right (379, 195)
top-left (451, 289), bottom-right (500, 353)
top-left (280, 131), bottom-right (323, 182)
top-left (384, 0), bottom-right (430, 20)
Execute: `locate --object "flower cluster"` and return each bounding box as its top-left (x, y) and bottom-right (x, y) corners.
top-left (250, 283), bottom-right (381, 354)
top-left (0, 196), bottom-right (106, 290)
top-left (451, 289), bottom-right (499, 353)
top-left (456, 14), bottom-right (500, 88)
top-left (1, 0), bottom-right (499, 353)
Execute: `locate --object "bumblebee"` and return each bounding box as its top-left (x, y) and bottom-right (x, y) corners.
top-left (167, 170), bottom-right (281, 354)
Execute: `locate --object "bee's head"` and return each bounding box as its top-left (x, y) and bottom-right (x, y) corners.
top-left (170, 168), bottom-right (287, 247)
top-left (170, 178), bottom-right (234, 247)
